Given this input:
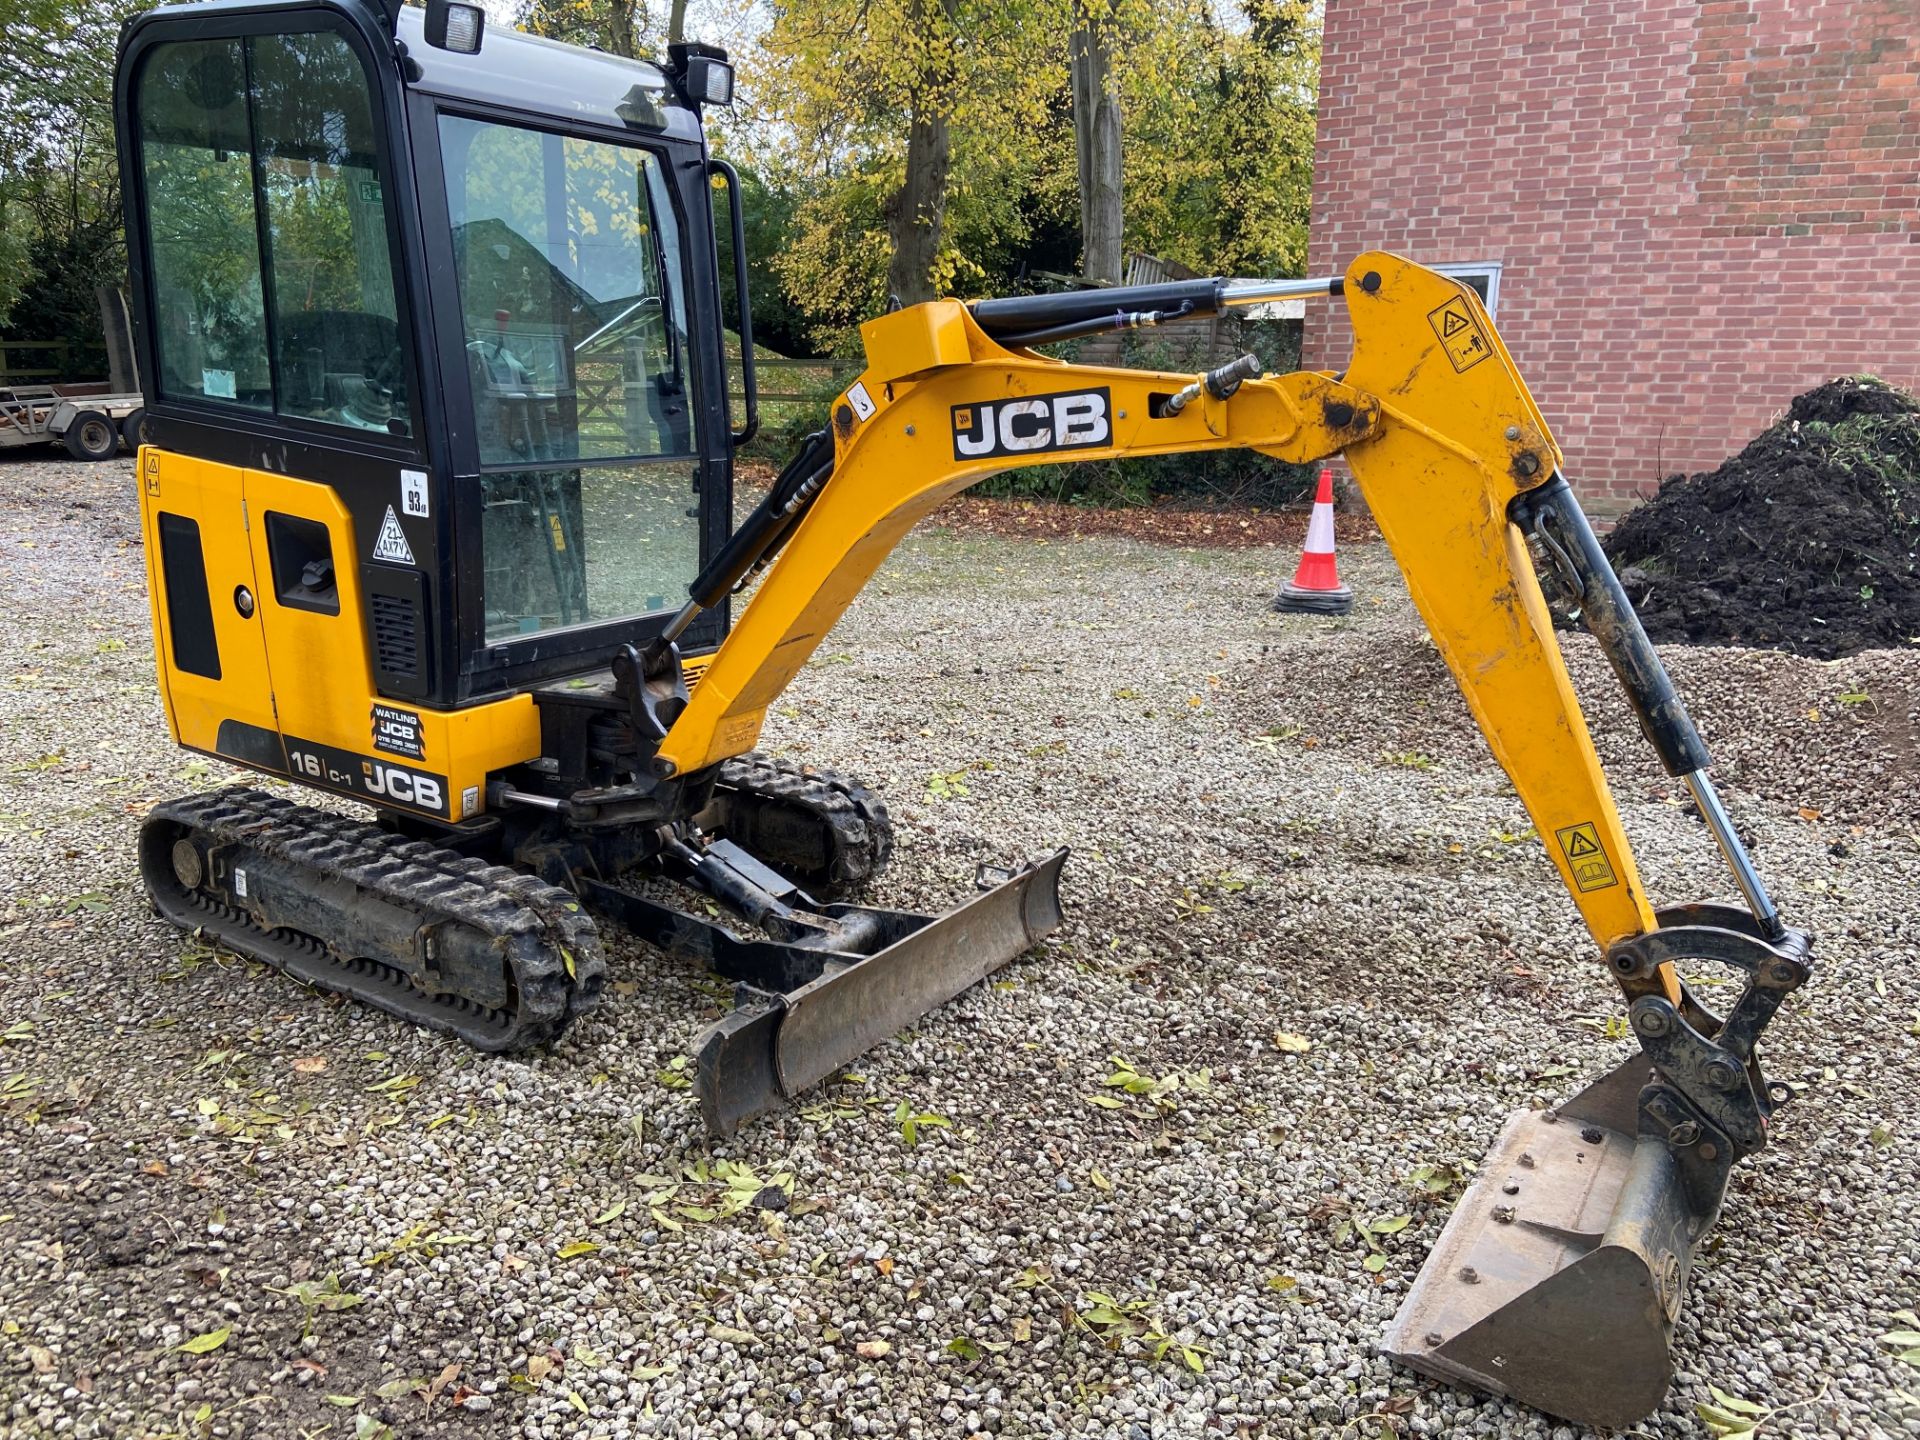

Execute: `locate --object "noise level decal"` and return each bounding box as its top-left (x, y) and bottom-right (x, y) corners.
top-left (1554, 821), bottom-right (1619, 892)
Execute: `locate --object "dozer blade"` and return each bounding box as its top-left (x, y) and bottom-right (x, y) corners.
top-left (1381, 1059), bottom-right (1715, 1430)
top-left (689, 849), bottom-right (1067, 1135)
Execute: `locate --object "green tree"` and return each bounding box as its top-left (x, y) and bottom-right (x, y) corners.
top-left (712, 166), bottom-right (812, 355)
top-left (738, 0), bottom-right (1319, 350)
top-left (1123, 0), bottom-right (1319, 278)
top-left (0, 0), bottom-right (145, 353)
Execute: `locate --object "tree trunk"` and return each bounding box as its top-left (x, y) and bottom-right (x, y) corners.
top-left (667, 0), bottom-right (688, 44)
top-left (605, 0), bottom-right (637, 58)
top-left (885, 109), bottom-right (952, 306)
top-left (883, 0), bottom-right (958, 307)
top-left (1070, 2), bottom-right (1124, 286)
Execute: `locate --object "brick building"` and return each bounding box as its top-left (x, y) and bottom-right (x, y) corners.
top-left (1304, 0), bottom-right (1920, 514)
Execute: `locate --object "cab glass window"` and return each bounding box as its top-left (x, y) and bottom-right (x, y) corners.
top-left (439, 116), bottom-right (692, 464)
top-left (253, 33), bottom-right (409, 435)
top-left (136, 40), bottom-right (272, 410)
top-left (133, 30), bottom-right (409, 435)
top-left (439, 115), bottom-right (702, 643)
top-left (477, 462), bottom-right (702, 642)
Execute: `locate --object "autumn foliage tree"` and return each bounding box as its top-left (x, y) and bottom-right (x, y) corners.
top-left (520, 0), bottom-right (691, 58)
top-left (735, 0), bottom-right (1059, 348)
top-left (738, 0), bottom-right (1318, 351)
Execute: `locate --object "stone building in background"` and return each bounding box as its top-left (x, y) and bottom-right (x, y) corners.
top-left (1304, 0), bottom-right (1920, 515)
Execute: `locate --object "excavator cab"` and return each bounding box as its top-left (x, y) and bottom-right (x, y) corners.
top-left (117, 0), bottom-right (741, 727)
top-left (118, 3), bottom-right (1814, 1429)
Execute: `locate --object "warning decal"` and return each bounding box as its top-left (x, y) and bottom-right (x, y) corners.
top-left (1427, 297), bottom-right (1492, 373)
top-left (372, 505), bottom-right (415, 565)
top-left (1555, 821), bottom-right (1620, 893)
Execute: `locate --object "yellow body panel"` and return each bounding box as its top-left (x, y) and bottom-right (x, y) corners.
top-left (139, 446), bottom-right (279, 749)
top-left (657, 255), bottom-right (1670, 985)
top-left (140, 449), bottom-right (541, 822)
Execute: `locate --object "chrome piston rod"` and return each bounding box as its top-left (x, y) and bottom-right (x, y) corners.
top-left (1221, 276), bottom-right (1348, 306)
top-left (1683, 769), bottom-right (1782, 939)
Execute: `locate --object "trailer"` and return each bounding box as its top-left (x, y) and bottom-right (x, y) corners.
top-left (0, 384), bottom-right (145, 460)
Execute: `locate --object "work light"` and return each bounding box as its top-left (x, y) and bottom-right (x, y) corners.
top-left (667, 42), bottom-right (735, 109)
top-left (686, 55), bottom-right (733, 105)
top-left (424, 0), bottom-right (485, 54)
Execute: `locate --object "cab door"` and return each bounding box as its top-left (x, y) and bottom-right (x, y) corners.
top-left (140, 446), bottom-right (284, 768)
top-left (125, 19), bottom-right (429, 769)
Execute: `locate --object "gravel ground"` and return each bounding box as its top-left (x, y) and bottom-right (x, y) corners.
top-left (1, 450), bottom-right (1917, 1440)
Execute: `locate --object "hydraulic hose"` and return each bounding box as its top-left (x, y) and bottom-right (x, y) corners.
top-left (1511, 475), bottom-right (1783, 937)
top-left (665, 430), bottom-right (835, 646)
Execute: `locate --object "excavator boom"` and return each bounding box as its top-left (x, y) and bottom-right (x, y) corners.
top-left (647, 253), bottom-right (1811, 1427)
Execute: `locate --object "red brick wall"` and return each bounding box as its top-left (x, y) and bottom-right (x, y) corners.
top-left (1305, 0), bottom-right (1920, 514)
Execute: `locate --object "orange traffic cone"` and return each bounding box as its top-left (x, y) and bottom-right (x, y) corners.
top-left (1273, 468), bottom-right (1353, 615)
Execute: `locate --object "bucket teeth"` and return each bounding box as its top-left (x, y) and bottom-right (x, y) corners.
top-left (1382, 1060), bottom-right (1719, 1430)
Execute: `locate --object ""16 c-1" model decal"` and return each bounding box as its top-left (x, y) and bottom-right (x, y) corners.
top-left (951, 387), bottom-right (1112, 462)
top-left (284, 736), bottom-right (450, 819)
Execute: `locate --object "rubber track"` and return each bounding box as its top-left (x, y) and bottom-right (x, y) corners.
top-left (140, 788), bottom-right (604, 1051)
top-left (714, 752), bottom-right (895, 897)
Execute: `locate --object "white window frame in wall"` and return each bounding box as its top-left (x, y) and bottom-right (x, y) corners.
top-left (1432, 261), bottom-right (1503, 316)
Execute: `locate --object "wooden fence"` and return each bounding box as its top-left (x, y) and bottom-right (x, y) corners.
top-left (727, 355), bottom-right (858, 440)
top-left (0, 341), bottom-right (76, 385)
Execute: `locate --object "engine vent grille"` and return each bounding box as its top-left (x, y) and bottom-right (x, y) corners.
top-left (370, 592), bottom-right (420, 678)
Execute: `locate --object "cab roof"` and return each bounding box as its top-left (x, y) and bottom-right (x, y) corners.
top-left (123, 0), bottom-right (708, 146)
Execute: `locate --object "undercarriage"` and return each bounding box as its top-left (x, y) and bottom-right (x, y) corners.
top-left (143, 720), bottom-right (1064, 1134)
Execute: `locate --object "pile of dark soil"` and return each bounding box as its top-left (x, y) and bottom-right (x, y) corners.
top-left (1604, 376), bottom-right (1920, 658)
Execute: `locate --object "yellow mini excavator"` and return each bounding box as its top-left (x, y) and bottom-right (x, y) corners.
top-left (115, 0), bottom-right (1811, 1426)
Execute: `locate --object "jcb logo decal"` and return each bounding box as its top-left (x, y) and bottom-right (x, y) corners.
top-left (951, 387), bottom-right (1112, 461)
top-left (285, 735), bottom-right (450, 818)
top-left (362, 759), bottom-right (444, 814)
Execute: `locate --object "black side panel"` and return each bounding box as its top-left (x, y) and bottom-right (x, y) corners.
top-left (215, 718), bottom-right (288, 771)
top-left (157, 512), bottom-right (220, 679)
top-left (364, 564), bottom-right (431, 700)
